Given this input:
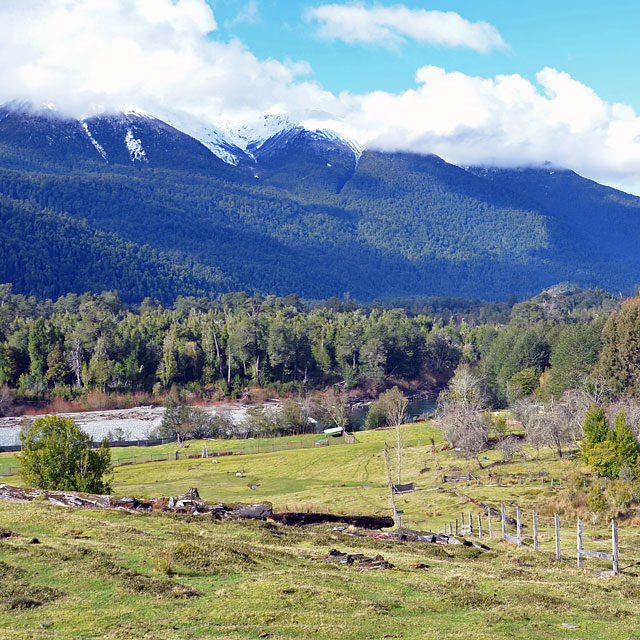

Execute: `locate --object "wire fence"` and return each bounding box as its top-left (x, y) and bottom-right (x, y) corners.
top-left (0, 432), bottom-right (440, 478)
top-left (0, 433), bottom-right (359, 477)
top-left (433, 501), bottom-right (638, 574)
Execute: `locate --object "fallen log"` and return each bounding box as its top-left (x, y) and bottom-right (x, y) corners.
top-left (310, 548), bottom-right (395, 570)
top-left (226, 503), bottom-right (272, 520)
top-left (363, 528), bottom-right (490, 550)
top-left (268, 512), bottom-right (394, 529)
top-left (111, 497), bottom-right (154, 512)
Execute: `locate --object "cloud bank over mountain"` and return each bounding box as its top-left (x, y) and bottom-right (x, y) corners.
top-left (3, 0), bottom-right (640, 192)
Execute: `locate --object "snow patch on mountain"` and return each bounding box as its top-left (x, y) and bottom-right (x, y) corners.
top-left (121, 107), bottom-right (155, 120)
top-left (228, 114), bottom-right (296, 155)
top-left (298, 117), bottom-right (364, 163)
top-left (124, 129), bottom-right (146, 163)
top-left (80, 122), bottom-right (107, 161)
top-left (150, 108), bottom-right (247, 165)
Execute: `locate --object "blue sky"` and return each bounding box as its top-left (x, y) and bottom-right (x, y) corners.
top-left (214, 0), bottom-right (638, 109)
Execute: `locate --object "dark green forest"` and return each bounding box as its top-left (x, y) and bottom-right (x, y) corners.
top-left (3, 118), bottom-right (640, 303)
top-left (0, 283), bottom-right (627, 417)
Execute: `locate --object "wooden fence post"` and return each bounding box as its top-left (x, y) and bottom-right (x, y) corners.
top-left (501, 504), bottom-right (506, 540)
top-left (455, 518), bottom-right (459, 536)
top-left (516, 506), bottom-right (522, 545)
top-left (488, 513), bottom-right (493, 539)
top-left (478, 514), bottom-right (483, 539)
top-left (577, 517), bottom-right (583, 568)
top-left (555, 514), bottom-right (561, 561)
top-left (469, 511), bottom-right (473, 535)
top-left (612, 520), bottom-right (619, 575)
top-left (533, 511), bottom-right (538, 552)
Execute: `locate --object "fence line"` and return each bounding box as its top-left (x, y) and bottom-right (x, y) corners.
top-left (441, 473), bottom-right (566, 490)
top-left (0, 433), bottom-right (360, 477)
top-left (440, 500), bottom-right (623, 575)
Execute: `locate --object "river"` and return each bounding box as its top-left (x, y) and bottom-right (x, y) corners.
top-left (349, 397), bottom-right (437, 428)
top-left (0, 397), bottom-right (438, 448)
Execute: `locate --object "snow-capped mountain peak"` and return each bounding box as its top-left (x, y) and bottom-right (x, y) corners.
top-left (0, 98), bottom-right (365, 170)
top-left (227, 113), bottom-right (298, 153)
top-left (226, 110), bottom-right (364, 162)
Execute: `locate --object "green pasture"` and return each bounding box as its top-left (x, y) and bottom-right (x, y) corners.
top-left (4, 421), bottom-right (640, 638)
top-left (2, 498), bottom-right (640, 640)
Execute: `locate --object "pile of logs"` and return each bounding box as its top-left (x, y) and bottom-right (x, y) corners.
top-left (0, 484), bottom-right (271, 520)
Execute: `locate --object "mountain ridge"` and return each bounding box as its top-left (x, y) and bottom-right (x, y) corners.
top-left (1, 100), bottom-right (639, 303)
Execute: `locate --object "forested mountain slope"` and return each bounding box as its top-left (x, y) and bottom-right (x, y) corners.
top-left (1, 104), bottom-right (640, 302)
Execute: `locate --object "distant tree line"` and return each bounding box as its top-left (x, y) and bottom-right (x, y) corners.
top-left (0, 283), bottom-right (627, 419)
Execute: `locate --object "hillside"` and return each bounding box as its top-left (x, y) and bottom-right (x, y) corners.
top-left (3, 424), bottom-right (640, 639)
top-left (2, 104), bottom-right (640, 302)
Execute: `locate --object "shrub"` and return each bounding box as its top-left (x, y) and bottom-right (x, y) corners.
top-left (364, 400), bottom-right (387, 430)
top-left (18, 416), bottom-right (112, 493)
top-left (587, 485), bottom-right (606, 517)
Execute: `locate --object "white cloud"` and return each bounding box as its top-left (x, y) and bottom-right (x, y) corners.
top-left (348, 66), bottom-right (640, 192)
top-left (3, 0), bottom-right (640, 193)
top-left (0, 0), bottom-right (331, 124)
top-left (305, 3), bottom-right (507, 52)
top-left (226, 0), bottom-right (261, 27)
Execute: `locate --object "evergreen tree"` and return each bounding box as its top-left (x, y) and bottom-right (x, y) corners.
top-left (599, 297), bottom-right (640, 397)
top-left (582, 404), bottom-right (610, 449)
top-left (613, 409), bottom-right (639, 475)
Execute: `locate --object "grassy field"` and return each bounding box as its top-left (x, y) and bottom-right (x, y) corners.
top-left (3, 422), bottom-right (640, 639)
top-left (0, 432), bottom-right (354, 476)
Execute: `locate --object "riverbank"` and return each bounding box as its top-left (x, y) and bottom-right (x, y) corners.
top-left (0, 396), bottom-right (437, 448)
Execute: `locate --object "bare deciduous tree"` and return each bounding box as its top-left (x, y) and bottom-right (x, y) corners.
top-left (500, 435), bottom-right (522, 462)
top-left (605, 397), bottom-right (640, 442)
top-left (318, 388), bottom-right (350, 430)
top-left (517, 399), bottom-right (576, 459)
top-left (582, 373), bottom-right (612, 407)
top-left (381, 387), bottom-right (408, 484)
top-left (68, 337), bottom-right (83, 388)
top-left (437, 365), bottom-right (488, 462)
top-left (511, 400), bottom-right (544, 459)
top-left (515, 387), bottom-right (589, 459)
